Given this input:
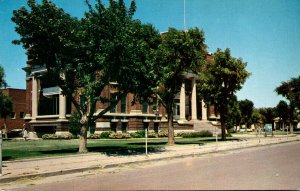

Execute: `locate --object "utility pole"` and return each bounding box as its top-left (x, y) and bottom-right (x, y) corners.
top-left (145, 127), bottom-right (148, 156)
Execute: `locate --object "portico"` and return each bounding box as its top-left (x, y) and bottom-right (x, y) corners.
top-left (177, 76), bottom-right (208, 123)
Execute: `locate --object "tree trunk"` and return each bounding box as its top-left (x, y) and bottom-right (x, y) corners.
top-left (220, 108), bottom-right (226, 141)
top-left (167, 106), bottom-right (175, 145)
top-left (79, 125), bottom-right (88, 152)
top-left (79, 115), bottom-right (88, 153)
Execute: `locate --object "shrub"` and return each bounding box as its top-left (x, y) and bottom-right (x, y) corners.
top-left (88, 133), bottom-right (101, 139)
top-left (100, 131), bottom-right (114, 139)
top-left (175, 131), bottom-right (185, 137)
top-left (158, 130), bottom-right (168, 137)
top-left (109, 132), bottom-right (130, 139)
top-left (227, 128), bottom-right (236, 134)
top-left (177, 130), bottom-right (213, 138)
top-left (130, 130), bottom-right (145, 138)
top-left (147, 131), bottom-right (158, 138)
top-left (42, 133), bottom-right (73, 140)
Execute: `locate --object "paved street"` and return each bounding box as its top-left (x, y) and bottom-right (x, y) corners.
top-left (5, 141), bottom-right (300, 190)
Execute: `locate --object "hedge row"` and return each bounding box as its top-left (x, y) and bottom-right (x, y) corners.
top-left (42, 133), bottom-right (73, 140)
top-left (42, 130), bottom-right (214, 140)
top-left (176, 130), bottom-right (213, 138)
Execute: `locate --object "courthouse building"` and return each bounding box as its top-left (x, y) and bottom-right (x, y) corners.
top-left (23, 53), bottom-right (219, 137)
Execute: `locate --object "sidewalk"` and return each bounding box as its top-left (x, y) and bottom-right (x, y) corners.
top-left (0, 134), bottom-right (299, 183)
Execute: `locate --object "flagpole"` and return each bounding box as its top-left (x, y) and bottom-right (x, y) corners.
top-left (184, 0), bottom-right (186, 31)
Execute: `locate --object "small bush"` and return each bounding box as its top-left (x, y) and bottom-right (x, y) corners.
top-left (158, 130), bottom-right (168, 137)
top-left (100, 131), bottom-right (114, 139)
top-left (109, 132), bottom-right (130, 139)
top-left (177, 131), bottom-right (213, 138)
top-left (148, 131), bottom-right (158, 138)
top-left (42, 133), bottom-right (73, 140)
top-left (227, 128), bottom-right (236, 134)
top-left (88, 133), bottom-right (101, 139)
top-left (130, 130), bottom-right (145, 138)
top-left (175, 131), bottom-right (185, 137)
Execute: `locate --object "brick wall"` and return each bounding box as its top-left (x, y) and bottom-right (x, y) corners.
top-left (0, 88), bottom-right (26, 132)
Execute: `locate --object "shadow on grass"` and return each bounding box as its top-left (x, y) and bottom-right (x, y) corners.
top-left (3, 156), bottom-right (13, 161)
top-left (39, 146), bottom-right (165, 156)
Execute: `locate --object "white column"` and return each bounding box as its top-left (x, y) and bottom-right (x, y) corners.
top-left (31, 76), bottom-right (38, 120)
top-left (191, 78), bottom-right (197, 120)
top-left (180, 82), bottom-right (186, 121)
top-left (59, 89), bottom-right (66, 119)
top-left (201, 99), bottom-right (207, 121)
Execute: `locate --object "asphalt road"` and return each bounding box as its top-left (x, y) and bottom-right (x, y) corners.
top-left (7, 141), bottom-right (300, 190)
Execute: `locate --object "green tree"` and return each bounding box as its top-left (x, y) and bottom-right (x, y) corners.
top-left (198, 48), bottom-right (250, 141)
top-left (275, 100), bottom-right (289, 130)
top-left (251, 108), bottom-right (264, 133)
top-left (224, 95), bottom-right (241, 131)
top-left (239, 99), bottom-right (254, 131)
top-left (151, 28), bottom-right (207, 145)
top-left (258, 107), bottom-right (276, 130)
top-left (275, 76), bottom-right (300, 131)
top-left (0, 95), bottom-right (13, 138)
top-left (12, 0), bottom-right (160, 152)
top-left (0, 66), bottom-right (13, 138)
top-left (0, 66), bottom-right (7, 88)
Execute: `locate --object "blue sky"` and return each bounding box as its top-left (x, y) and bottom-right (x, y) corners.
top-left (0, 0), bottom-right (299, 108)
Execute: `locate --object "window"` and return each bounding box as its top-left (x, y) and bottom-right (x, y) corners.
top-left (142, 101), bottom-right (148, 114)
top-left (20, 112), bottom-right (25, 119)
top-left (38, 94), bottom-right (59, 115)
top-left (11, 112), bottom-right (16, 119)
top-left (121, 96), bottom-right (126, 113)
top-left (110, 94), bottom-right (117, 113)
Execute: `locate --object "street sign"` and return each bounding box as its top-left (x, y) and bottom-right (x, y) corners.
top-left (264, 124), bottom-right (272, 133)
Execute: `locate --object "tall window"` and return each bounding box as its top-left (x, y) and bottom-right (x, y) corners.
top-left (121, 96), bottom-right (126, 113)
top-left (20, 112), bottom-right (25, 119)
top-left (11, 112), bottom-right (16, 119)
top-left (110, 94), bottom-right (117, 113)
top-left (38, 94), bottom-right (59, 115)
top-left (142, 101), bottom-right (148, 114)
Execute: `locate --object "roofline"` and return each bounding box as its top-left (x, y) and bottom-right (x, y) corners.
top-left (1, 88), bottom-right (26, 91)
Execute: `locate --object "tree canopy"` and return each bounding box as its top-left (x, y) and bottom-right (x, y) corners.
top-left (0, 65), bottom-right (13, 137)
top-left (0, 65), bottom-right (7, 89)
top-left (151, 27), bottom-right (207, 144)
top-left (276, 100), bottom-right (289, 124)
top-left (239, 99), bottom-right (254, 128)
top-left (275, 76), bottom-right (300, 130)
top-left (198, 48), bottom-right (250, 140)
top-left (275, 76), bottom-right (300, 109)
top-left (12, 0), bottom-right (161, 152)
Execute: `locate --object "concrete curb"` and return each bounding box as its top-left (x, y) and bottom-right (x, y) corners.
top-left (0, 137), bottom-right (299, 184)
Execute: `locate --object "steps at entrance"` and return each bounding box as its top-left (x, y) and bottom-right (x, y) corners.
top-left (193, 121), bottom-right (221, 134)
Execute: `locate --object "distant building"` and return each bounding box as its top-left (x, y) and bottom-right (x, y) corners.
top-left (23, 54), bottom-right (219, 137)
top-left (0, 88), bottom-right (26, 133)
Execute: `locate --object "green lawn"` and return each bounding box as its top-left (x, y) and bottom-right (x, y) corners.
top-left (2, 137), bottom-right (238, 161)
